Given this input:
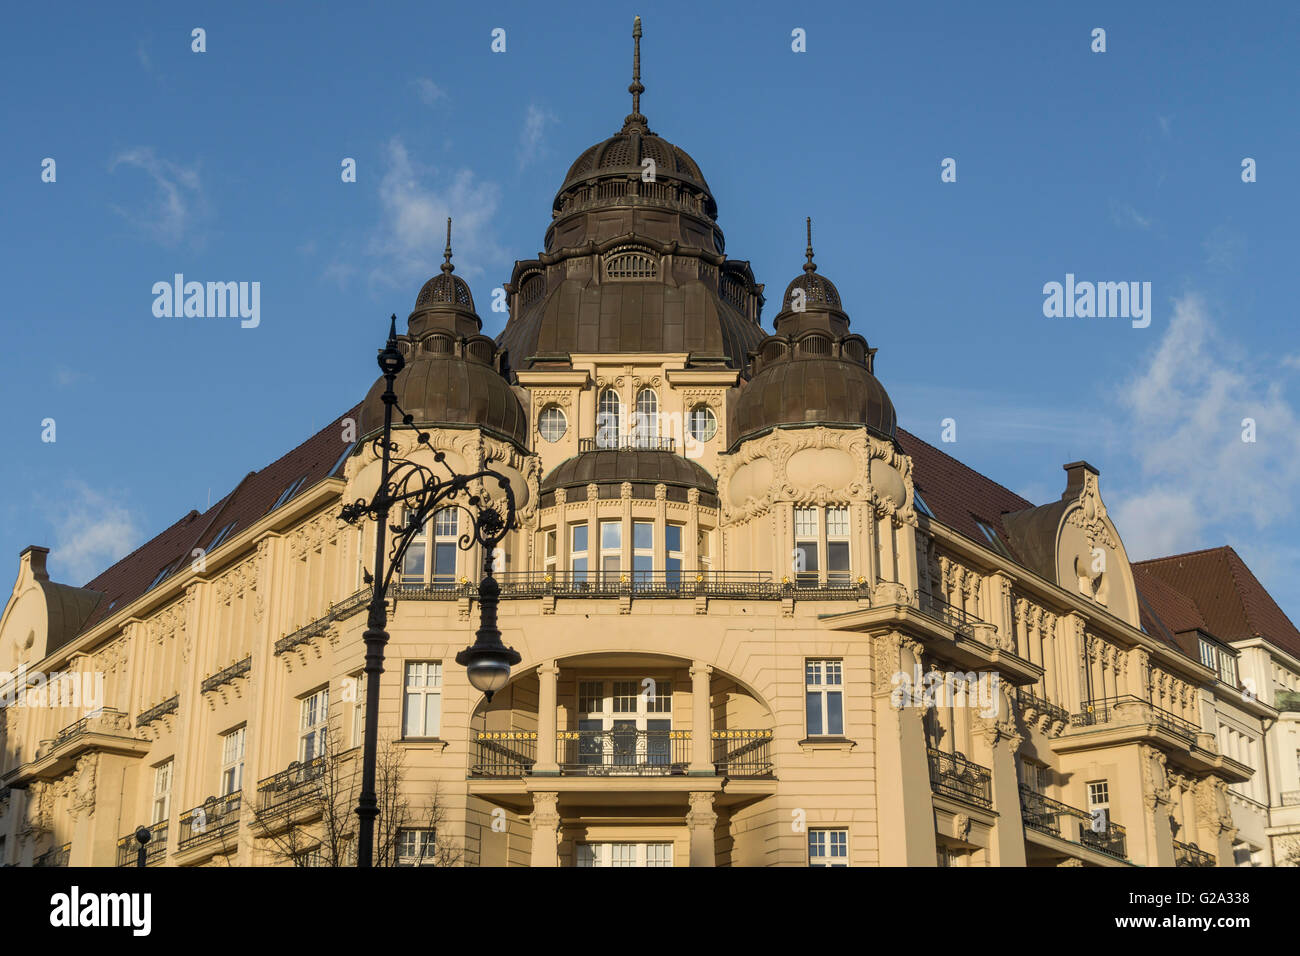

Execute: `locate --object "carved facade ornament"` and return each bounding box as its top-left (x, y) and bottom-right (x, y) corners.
top-left (1064, 470), bottom-right (1118, 550)
top-left (1140, 745), bottom-right (1171, 810)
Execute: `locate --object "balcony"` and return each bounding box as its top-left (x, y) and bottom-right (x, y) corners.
top-left (712, 730), bottom-right (774, 777)
top-left (200, 656), bottom-right (251, 694)
top-left (1016, 689), bottom-right (1070, 726)
top-left (1070, 695), bottom-right (1200, 744)
top-left (403, 570), bottom-right (873, 603)
top-left (927, 748), bottom-right (992, 808)
top-left (1019, 786), bottom-right (1127, 860)
top-left (50, 707), bottom-right (131, 751)
top-left (1173, 839), bottom-right (1216, 867)
top-left (116, 821), bottom-right (168, 867)
top-left (579, 437), bottom-right (676, 453)
top-left (34, 843), bottom-right (70, 867)
top-left (136, 695), bottom-right (178, 728)
top-left (256, 758), bottom-right (326, 813)
top-left (559, 728), bottom-right (690, 776)
top-left (177, 792), bottom-right (242, 851)
top-left (471, 732), bottom-right (538, 776)
top-left (915, 591), bottom-right (986, 637)
top-left (274, 586), bottom-right (372, 656)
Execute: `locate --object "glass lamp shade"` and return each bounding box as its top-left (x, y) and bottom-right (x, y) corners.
top-left (456, 644), bottom-right (521, 702)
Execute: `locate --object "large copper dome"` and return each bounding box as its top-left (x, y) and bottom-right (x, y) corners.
top-left (731, 355), bottom-right (897, 446)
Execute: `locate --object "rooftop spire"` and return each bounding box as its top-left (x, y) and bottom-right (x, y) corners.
top-left (623, 16), bottom-right (647, 131)
top-left (804, 216), bottom-right (817, 274)
top-left (441, 217), bottom-right (455, 275)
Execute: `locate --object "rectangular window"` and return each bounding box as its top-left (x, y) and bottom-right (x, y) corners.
top-left (571, 524), bottom-right (589, 583)
top-left (794, 507), bottom-right (819, 586)
top-left (1218, 652), bottom-right (1238, 687)
top-left (808, 829), bottom-right (848, 866)
top-left (350, 671), bottom-right (364, 750)
top-left (975, 519), bottom-right (1012, 558)
top-left (1087, 779), bottom-right (1110, 828)
top-left (914, 491), bottom-right (935, 518)
top-left (400, 507), bottom-right (427, 585)
top-left (805, 659), bottom-right (844, 737)
top-left (403, 662), bottom-right (443, 738)
top-left (432, 508), bottom-right (458, 586)
top-left (665, 523), bottom-right (683, 586)
top-left (633, 521), bottom-right (653, 585)
top-left (698, 528), bottom-right (712, 570)
top-left (600, 520), bottom-right (622, 582)
top-left (544, 529), bottom-right (557, 575)
top-left (826, 506), bottom-right (850, 584)
top-left (220, 727), bottom-right (246, 795)
top-left (299, 687), bottom-right (329, 763)
top-left (576, 842), bottom-right (673, 867)
top-left (153, 759), bottom-right (173, 824)
top-left (1199, 638), bottom-right (1217, 670)
top-left (396, 828), bottom-right (437, 866)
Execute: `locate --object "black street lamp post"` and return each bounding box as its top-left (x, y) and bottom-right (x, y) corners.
top-left (340, 315), bottom-right (521, 868)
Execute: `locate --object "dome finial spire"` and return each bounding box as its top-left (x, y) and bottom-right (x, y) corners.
top-left (441, 217), bottom-right (455, 275)
top-left (624, 16), bottom-right (647, 131)
top-left (804, 216), bottom-right (817, 274)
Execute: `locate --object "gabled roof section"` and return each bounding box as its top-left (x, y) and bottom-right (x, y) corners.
top-left (75, 404), bottom-right (362, 636)
top-left (895, 428), bottom-right (1033, 559)
top-left (1132, 567), bottom-right (1208, 653)
top-left (1134, 546), bottom-right (1300, 660)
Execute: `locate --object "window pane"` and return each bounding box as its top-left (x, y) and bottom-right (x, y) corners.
top-left (826, 692), bottom-right (843, 735)
top-left (806, 692), bottom-right (823, 736)
top-left (404, 692), bottom-right (420, 737)
top-left (665, 524), bottom-right (682, 554)
top-left (826, 507), bottom-right (849, 536)
top-left (827, 541), bottom-right (850, 571)
top-left (633, 521), bottom-right (653, 551)
top-left (425, 694), bottom-right (441, 737)
top-left (434, 542), bottom-right (456, 581)
top-left (601, 521), bottom-right (621, 550)
top-left (572, 525), bottom-right (588, 553)
top-left (402, 542), bottom-right (426, 582)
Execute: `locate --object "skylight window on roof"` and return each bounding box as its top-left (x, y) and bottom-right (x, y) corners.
top-left (330, 442), bottom-right (357, 477)
top-left (975, 519), bottom-right (1011, 558)
top-left (207, 521), bottom-right (237, 552)
top-left (914, 491), bottom-right (934, 518)
top-left (146, 560), bottom-right (180, 592)
top-left (269, 475), bottom-right (308, 513)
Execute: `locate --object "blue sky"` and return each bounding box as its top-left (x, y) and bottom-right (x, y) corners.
top-left (3, 1), bottom-right (1299, 621)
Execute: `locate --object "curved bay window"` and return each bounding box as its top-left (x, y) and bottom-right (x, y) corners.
top-left (597, 388), bottom-right (623, 449)
top-left (633, 389), bottom-right (658, 447)
top-left (793, 505), bottom-right (852, 586)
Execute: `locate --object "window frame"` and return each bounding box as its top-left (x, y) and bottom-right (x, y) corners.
top-left (805, 659), bottom-right (845, 737)
top-left (538, 404), bottom-right (567, 443)
top-left (220, 726), bottom-right (246, 796)
top-left (808, 828), bottom-right (849, 867)
top-left (299, 686), bottom-right (329, 763)
top-left (402, 661), bottom-right (443, 739)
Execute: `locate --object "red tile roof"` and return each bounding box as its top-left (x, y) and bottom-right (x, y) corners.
top-left (1134, 546), bottom-right (1300, 660)
top-left (895, 427), bottom-right (1033, 557)
top-left (72, 405), bottom-right (361, 639)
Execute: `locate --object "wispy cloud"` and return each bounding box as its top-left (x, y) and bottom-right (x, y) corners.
top-left (108, 147), bottom-right (205, 245)
top-left (1108, 199), bottom-right (1152, 231)
top-left (413, 77), bottom-right (448, 107)
top-left (53, 366), bottom-right (84, 388)
top-left (46, 482), bottom-right (142, 587)
top-left (136, 39), bottom-right (152, 72)
top-left (518, 104), bottom-right (558, 172)
top-left (1110, 294), bottom-right (1300, 560)
top-left (1202, 225), bottom-right (1247, 272)
top-left (364, 137), bottom-right (502, 290)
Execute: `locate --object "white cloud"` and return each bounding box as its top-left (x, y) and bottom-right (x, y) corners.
top-left (413, 78), bottom-right (447, 107)
top-left (108, 147), bottom-right (205, 245)
top-left (1202, 226), bottom-right (1247, 272)
top-left (1111, 294), bottom-right (1300, 560)
top-left (1108, 200), bottom-right (1152, 231)
top-left (517, 104), bottom-right (558, 172)
top-left (365, 137), bottom-right (502, 290)
top-left (46, 482), bottom-right (143, 587)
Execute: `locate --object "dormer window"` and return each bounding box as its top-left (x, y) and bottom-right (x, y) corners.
top-left (206, 521), bottom-right (237, 552)
top-left (914, 491), bottom-right (935, 518)
top-left (974, 519), bottom-right (1011, 558)
top-left (269, 475), bottom-right (308, 513)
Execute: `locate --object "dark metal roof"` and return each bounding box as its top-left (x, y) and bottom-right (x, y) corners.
top-left (358, 354), bottom-right (528, 448)
top-left (541, 450), bottom-right (716, 494)
top-left (731, 357), bottom-right (896, 446)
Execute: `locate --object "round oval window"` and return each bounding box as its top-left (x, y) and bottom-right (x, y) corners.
top-left (538, 404), bottom-right (567, 442)
top-left (686, 404), bottom-right (717, 442)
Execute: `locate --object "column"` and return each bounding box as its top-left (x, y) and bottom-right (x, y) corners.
top-left (969, 691), bottom-right (1026, 866)
top-left (873, 632), bottom-right (938, 865)
top-left (686, 792), bottom-right (717, 866)
top-left (529, 791), bottom-right (561, 867)
top-left (535, 661), bottom-right (560, 775)
top-left (895, 518), bottom-right (919, 593)
top-left (689, 662), bottom-right (713, 774)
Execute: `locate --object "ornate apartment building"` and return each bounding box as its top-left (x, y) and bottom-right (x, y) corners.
top-left (2, 21), bottom-right (1299, 868)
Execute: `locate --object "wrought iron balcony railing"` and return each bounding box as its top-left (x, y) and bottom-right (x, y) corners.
top-left (1071, 695), bottom-right (1200, 743)
top-left (712, 729), bottom-right (774, 777)
top-left (1018, 784), bottom-right (1127, 859)
top-left (274, 586), bottom-right (372, 656)
top-left (559, 728), bottom-right (690, 776)
top-left (579, 436), bottom-right (676, 453)
top-left (177, 792), bottom-right (242, 850)
top-left (470, 732), bottom-right (537, 777)
top-left (34, 843), bottom-right (71, 867)
top-left (137, 695), bottom-right (179, 728)
top-left (927, 748), bottom-right (993, 808)
top-left (200, 656), bottom-right (251, 694)
top-left (116, 821), bottom-right (168, 867)
top-left (915, 591), bottom-right (987, 636)
top-left (1016, 689), bottom-right (1071, 725)
top-left (1080, 816), bottom-right (1127, 860)
top-left (257, 757), bottom-right (326, 813)
top-left (51, 707), bottom-right (131, 750)
top-left (1173, 839), bottom-right (1215, 867)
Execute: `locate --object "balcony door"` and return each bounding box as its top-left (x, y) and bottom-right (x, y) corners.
top-left (576, 679), bottom-right (672, 773)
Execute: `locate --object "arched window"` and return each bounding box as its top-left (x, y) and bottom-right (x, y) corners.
top-left (634, 389), bottom-right (658, 447)
top-left (597, 388), bottom-right (622, 449)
